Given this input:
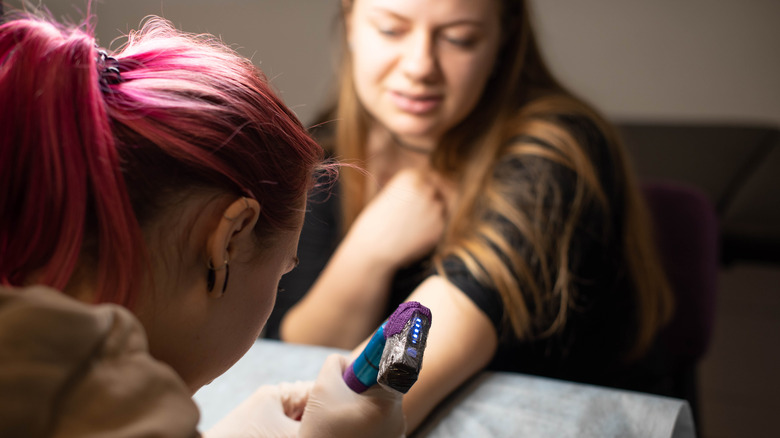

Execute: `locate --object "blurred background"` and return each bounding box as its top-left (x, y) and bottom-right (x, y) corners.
top-left (4, 1), bottom-right (778, 436)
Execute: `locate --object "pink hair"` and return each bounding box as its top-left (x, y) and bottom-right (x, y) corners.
top-left (0, 15), bottom-right (323, 307)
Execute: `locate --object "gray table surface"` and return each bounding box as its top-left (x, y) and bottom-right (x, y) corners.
top-left (194, 339), bottom-right (695, 437)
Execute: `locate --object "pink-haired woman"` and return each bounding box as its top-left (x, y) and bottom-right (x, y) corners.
top-left (0, 13), bottom-right (403, 438)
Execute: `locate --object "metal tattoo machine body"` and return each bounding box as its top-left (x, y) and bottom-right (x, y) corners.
top-left (343, 301), bottom-right (432, 394)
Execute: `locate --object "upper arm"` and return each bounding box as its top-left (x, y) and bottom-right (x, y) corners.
top-left (400, 275), bottom-right (498, 433)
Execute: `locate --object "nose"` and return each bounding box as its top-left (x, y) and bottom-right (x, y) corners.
top-left (400, 32), bottom-right (440, 83)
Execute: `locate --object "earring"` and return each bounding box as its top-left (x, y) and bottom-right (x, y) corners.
top-left (207, 258), bottom-right (230, 295)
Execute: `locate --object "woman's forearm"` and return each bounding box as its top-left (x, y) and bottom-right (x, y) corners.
top-left (280, 232), bottom-right (397, 348)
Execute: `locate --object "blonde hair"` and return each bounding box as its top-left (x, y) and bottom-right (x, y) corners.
top-left (329, 0), bottom-right (672, 359)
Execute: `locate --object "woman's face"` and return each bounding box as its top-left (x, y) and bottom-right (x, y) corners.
top-left (202, 226), bottom-right (303, 385)
top-left (138, 197), bottom-right (305, 392)
top-left (347, 0), bottom-right (502, 149)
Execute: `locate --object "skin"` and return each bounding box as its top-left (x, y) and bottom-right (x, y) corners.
top-left (134, 194), bottom-right (303, 392)
top-left (284, 0), bottom-right (505, 431)
top-left (58, 191), bottom-right (407, 437)
top-left (347, 0), bottom-right (503, 150)
top-left (284, 168), bottom-right (450, 346)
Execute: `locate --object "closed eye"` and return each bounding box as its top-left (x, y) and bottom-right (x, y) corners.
top-left (378, 26), bottom-right (403, 37)
top-left (443, 36), bottom-right (476, 48)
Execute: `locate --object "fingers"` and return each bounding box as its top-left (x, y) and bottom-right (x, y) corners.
top-left (277, 381), bottom-right (312, 421)
top-left (206, 384), bottom-right (303, 438)
top-left (362, 381), bottom-right (405, 403)
top-left (300, 353), bottom-right (407, 438)
top-left (393, 167), bottom-right (456, 214)
top-left (316, 354), bottom-right (348, 380)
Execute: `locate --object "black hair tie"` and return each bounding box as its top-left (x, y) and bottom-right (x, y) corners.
top-left (96, 48), bottom-right (123, 92)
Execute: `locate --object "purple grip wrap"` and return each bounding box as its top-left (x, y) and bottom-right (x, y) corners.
top-left (343, 365), bottom-right (371, 393)
top-left (383, 301), bottom-right (432, 338)
top-left (343, 301), bottom-right (431, 393)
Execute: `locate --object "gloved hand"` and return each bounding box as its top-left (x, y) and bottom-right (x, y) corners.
top-left (204, 380), bottom-right (311, 438)
top-left (299, 354), bottom-right (406, 438)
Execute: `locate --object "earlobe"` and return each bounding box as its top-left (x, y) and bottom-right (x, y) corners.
top-left (206, 257), bottom-right (229, 297)
top-left (205, 197), bottom-right (261, 298)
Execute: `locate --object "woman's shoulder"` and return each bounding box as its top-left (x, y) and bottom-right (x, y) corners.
top-left (0, 284), bottom-right (130, 347)
top-left (0, 285), bottom-right (199, 437)
top-left (503, 107), bottom-right (610, 152)
top-left (498, 103), bottom-right (619, 190)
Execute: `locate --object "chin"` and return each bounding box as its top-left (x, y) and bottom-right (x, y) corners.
top-left (388, 124), bottom-right (441, 146)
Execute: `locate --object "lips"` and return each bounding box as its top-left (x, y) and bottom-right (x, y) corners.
top-left (390, 90), bottom-right (443, 114)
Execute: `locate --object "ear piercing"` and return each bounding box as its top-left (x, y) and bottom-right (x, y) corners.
top-left (207, 258), bottom-right (230, 295)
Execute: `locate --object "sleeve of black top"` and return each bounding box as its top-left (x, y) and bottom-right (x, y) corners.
top-left (439, 151), bottom-right (576, 337)
top-left (439, 116), bottom-right (614, 338)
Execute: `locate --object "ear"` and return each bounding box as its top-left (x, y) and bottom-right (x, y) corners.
top-left (205, 197), bottom-right (261, 298)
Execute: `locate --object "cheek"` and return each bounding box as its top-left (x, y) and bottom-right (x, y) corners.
top-left (352, 57), bottom-right (382, 115)
top-left (230, 265), bottom-right (281, 337)
top-left (258, 284), bottom-right (278, 324)
top-left (446, 53), bottom-right (498, 112)
top-left (246, 277), bottom-right (279, 328)
top-left (352, 30), bottom-right (394, 92)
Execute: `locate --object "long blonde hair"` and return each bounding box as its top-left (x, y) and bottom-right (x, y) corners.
top-left (328, 0), bottom-right (672, 359)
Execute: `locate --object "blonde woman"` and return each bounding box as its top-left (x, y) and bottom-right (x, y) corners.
top-left (277, 0), bottom-right (673, 432)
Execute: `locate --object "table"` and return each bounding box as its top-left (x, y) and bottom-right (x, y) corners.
top-left (194, 340), bottom-right (695, 437)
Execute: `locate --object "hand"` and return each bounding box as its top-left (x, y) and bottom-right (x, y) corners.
top-left (299, 354), bottom-right (406, 438)
top-left (348, 168), bottom-right (450, 270)
top-left (204, 381), bottom-right (311, 438)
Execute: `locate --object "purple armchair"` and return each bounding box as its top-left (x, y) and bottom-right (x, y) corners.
top-left (642, 180), bottom-right (719, 421)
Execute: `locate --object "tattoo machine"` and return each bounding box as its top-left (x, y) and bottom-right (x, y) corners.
top-left (342, 301), bottom-right (432, 394)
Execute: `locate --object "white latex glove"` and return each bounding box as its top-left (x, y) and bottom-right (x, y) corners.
top-left (204, 381), bottom-right (311, 438)
top-left (299, 354), bottom-right (406, 438)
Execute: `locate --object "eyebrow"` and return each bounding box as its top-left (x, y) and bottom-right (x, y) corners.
top-left (370, 8), bottom-right (487, 28)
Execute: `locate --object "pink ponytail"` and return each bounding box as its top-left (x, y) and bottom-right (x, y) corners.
top-left (1, 16), bottom-right (324, 307)
top-left (0, 17), bottom-right (144, 306)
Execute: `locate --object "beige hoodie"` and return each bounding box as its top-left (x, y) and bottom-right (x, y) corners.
top-left (0, 285), bottom-right (200, 437)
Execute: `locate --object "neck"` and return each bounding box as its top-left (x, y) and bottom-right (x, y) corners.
top-left (365, 129), bottom-right (432, 197)
top-left (389, 133), bottom-right (434, 155)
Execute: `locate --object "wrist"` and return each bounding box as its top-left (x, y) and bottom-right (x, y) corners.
top-left (340, 228), bottom-right (405, 274)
